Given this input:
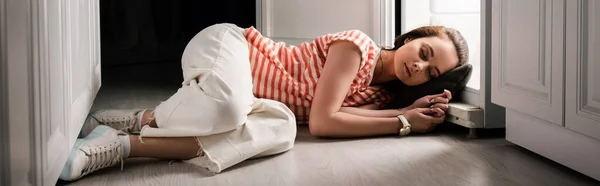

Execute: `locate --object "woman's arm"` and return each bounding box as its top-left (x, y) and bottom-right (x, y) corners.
top-left (339, 104), bottom-right (410, 118)
top-left (309, 40), bottom-right (405, 137)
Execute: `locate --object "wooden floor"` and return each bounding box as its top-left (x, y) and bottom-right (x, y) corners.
top-left (58, 63), bottom-right (599, 186)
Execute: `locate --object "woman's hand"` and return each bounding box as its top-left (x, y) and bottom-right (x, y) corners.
top-left (403, 107), bottom-right (446, 133)
top-left (409, 89), bottom-right (452, 112)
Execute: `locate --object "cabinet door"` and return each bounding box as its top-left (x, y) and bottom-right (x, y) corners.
top-left (44, 0), bottom-right (101, 184)
top-left (258, 0), bottom-right (394, 47)
top-left (66, 0), bottom-right (102, 143)
top-left (565, 0), bottom-right (600, 141)
top-left (491, 0), bottom-right (565, 125)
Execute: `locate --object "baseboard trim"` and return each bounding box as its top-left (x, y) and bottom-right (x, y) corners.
top-left (506, 109), bottom-right (600, 181)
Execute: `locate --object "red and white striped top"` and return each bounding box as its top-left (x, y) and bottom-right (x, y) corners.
top-left (244, 26), bottom-right (392, 124)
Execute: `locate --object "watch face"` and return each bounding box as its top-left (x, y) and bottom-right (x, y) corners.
top-left (400, 128), bottom-right (411, 136)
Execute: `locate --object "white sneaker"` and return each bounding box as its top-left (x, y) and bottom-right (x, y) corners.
top-left (79, 109), bottom-right (146, 137)
top-left (61, 125), bottom-right (125, 181)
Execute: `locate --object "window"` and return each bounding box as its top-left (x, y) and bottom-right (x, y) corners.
top-left (400, 0), bottom-right (481, 91)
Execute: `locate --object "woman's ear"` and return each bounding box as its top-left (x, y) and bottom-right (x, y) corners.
top-left (404, 38), bottom-right (413, 44)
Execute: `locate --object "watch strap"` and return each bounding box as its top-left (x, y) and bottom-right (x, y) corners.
top-left (396, 114), bottom-right (411, 136)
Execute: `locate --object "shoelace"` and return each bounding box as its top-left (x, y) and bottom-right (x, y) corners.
top-left (98, 116), bottom-right (139, 133)
top-left (81, 141), bottom-right (124, 176)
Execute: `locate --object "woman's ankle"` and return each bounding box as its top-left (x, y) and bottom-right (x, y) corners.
top-left (140, 110), bottom-right (157, 128)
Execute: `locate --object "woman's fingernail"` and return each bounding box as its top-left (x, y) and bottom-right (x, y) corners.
top-left (430, 99), bottom-right (435, 103)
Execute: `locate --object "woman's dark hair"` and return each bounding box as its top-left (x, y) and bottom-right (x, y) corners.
top-left (382, 26), bottom-right (469, 67)
top-left (381, 26), bottom-right (469, 103)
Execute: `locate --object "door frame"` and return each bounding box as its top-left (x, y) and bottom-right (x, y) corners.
top-left (0, 0), bottom-right (9, 184)
top-left (1, 0), bottom-right (44, 185)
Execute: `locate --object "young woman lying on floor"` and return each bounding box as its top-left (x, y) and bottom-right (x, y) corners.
top-left (60, 23), bottom-right (468, 181)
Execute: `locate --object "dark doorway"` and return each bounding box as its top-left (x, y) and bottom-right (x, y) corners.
top-left (99, 0), bottom-right (256, 84)
top-left (395, 2), bottom-right (402, 36)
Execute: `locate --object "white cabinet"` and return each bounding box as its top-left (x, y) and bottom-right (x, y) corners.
top-left (565, 0), bottom-right (600, 142)
top-left (45, 0), bottom-right (102, 184)
top-left (491, 0), bottom-right (600, 181)
top-left (491, 0), bottom-right (565, 126)
top-left (1, 0), bottom-right (101, 185)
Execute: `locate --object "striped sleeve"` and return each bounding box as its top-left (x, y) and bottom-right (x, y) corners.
top-left (321, 30), bottom-right (373, 68)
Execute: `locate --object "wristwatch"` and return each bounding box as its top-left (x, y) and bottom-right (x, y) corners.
top-left (396, 114), bottom-right (411, 136)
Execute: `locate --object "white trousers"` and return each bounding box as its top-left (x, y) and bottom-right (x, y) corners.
top-left (138, 23), bottom-right (297, 173)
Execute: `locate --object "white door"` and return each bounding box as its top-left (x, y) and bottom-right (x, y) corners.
top-left (44, 0), bottom-right (101, 183)
top-left (490, 0), bottom-right (565, 125)
top-left (2, 0), bottom-right (100, 185)
top-left (257, 0), bottom-right (394, 47)
top-left (565, 0), bottom-right (600, 141)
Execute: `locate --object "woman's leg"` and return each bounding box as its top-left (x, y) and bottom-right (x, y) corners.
top-left (93, 101), bottom-right (296, 161)
top-left (60, 97), bottom-right (296, 182)
top-left (60, 125), bottom-right (200, 181)
top-left (128, 136), bottom-right (199, 159)
top-left (140, 109), bottom-right (158, 128)
top-left (145, 23), bottom-right (256, 136)
top-left (137, 23), bottom-right (297, 173)
top-left (61, 23), bottom-right (297, 181)
top-left (127, 111), bottom-right (199, 160)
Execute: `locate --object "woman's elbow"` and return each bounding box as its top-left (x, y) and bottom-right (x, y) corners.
top-left (308, 115), bottom-right (332, 137)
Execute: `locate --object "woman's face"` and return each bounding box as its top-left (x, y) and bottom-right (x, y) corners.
top-left (393, 35), bottom-right (459, 86)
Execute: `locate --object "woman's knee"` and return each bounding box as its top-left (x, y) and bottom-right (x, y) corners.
top-left (180, 23), bottom-right (247, 83)
top-left (192, 23), bottom-right (243, 43)
top-left (205, 23), bottom-right (242, 31)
